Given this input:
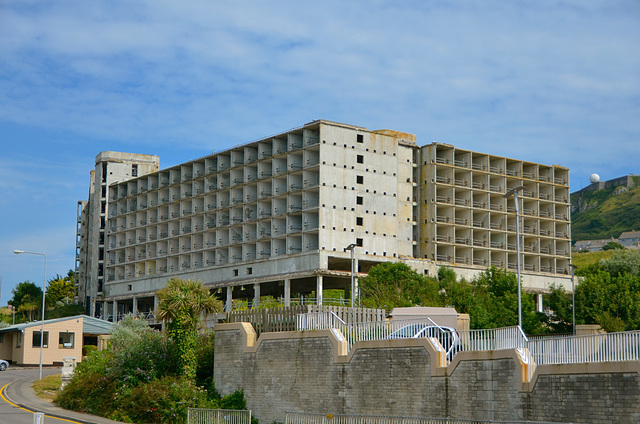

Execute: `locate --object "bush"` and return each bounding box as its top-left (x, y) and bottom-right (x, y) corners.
top-left (112, 376), bottom-right (210, 424)
top-left (82, 345), bottom-right (97, 357)
top-left (56, 350), bottom-right (118, 416)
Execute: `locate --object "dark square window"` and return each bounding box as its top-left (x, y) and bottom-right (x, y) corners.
top-left (356, 155), bottom-right (364, 164)
top-left (356, 238), bottom-right (363, 247)
top-left (356, 175), bottom-right (364, 184)
top-left (32, 331), bottom-right (49, 348)
top-left (356, 196), bottom-right (363, 205)
top-left (357, 134), bottom-right (364, 143)
top-left (356, 217), bottom-right (363, 226)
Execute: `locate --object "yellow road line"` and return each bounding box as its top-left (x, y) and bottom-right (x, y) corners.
top-left (1, 382), bottom-right (83, 423)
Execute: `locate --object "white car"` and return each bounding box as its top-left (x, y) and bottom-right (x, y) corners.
top-left (387, 324), bottom-right (462, 360)
top-left (0, 359), bottom-right (8, 371)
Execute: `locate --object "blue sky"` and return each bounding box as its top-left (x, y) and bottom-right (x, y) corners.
top-left (0, 0), bottom-right (638, 307)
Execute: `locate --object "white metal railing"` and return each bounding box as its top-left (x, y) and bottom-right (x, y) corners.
top-left (188, 408), bottom-right (251, 424)
top-left (458, 326), bottom-right (528, 352)
top-left (296, 313), bottom-right (640, 380)
top-left (528, 330), bottom-right (640, 366)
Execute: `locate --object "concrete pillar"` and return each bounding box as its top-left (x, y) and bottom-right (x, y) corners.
top-left (316, 275), bottom-right (323, 306)
top-left (536, 293), bottom-right (544, 313)
top-left (284, 279), bottom-right (291, 307)
top-left (113, 300), bottom-right (118, 322)
top-left (132, 297), bottom-right (138, 317)
top-left (226, 286), bottom-right (233, 312)
top-left (253, 283), bottom-right (261, 309)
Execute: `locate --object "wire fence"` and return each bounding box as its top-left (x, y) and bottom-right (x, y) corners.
top-left (285, 412), bottom-right (572, 424)
top-left (187, 408), bottom-right (252, 424)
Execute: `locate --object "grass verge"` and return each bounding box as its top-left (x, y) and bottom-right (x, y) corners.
top-left (32, 373), bottom-right (62, 402)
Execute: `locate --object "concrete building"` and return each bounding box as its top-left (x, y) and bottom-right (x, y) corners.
top-left (76, 120), bottom-right (572, 321)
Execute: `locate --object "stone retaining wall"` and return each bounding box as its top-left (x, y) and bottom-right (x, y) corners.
top-left (214, 323), bottom-right (640, 424)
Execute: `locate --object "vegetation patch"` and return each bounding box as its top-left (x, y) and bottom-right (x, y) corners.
top-left (32, 373), bottom-right (61, 403)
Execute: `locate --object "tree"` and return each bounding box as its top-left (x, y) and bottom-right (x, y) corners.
top-left (9, 281), bottom-right (43, 321)
top-left (602, 241), bottom-right (625, 251)
top-left (9, 281), bottom-right (42, 309)
top-left (156, 279), bottom-right (223, 380)
top-left (46, 271), bottom-right (76, 307)
top-left (358, 262), bottom-right (441, 311)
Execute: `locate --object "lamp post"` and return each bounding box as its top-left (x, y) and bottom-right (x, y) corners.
top-left (345, 243), bottom-right (357, 307)
top-left (504, 186), bottom-right (525, 330)
top-left (570, 264), bottom-right (577, 336)
top-left (14, 249), bottom-right (47, 380)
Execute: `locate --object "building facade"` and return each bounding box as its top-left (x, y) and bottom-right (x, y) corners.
top-left (76, 120), bottom-right (572, 320)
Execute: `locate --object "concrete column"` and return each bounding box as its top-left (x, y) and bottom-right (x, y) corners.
top-left (284, 279), bottom-right (291, 307)
top-left (113, 300), bottom-right (118, 322)
top-left (226, 286), bottom-right (233, 312)
top-left (253, 283), bottom-right (261, 309)
top-left (316, 275), bottom-right (323, 306)
top-left (536, 293), bottom-right (544, 313)
top-left (132, 297), bottom-right (138, 317)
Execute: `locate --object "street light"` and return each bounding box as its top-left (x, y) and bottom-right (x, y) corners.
top-left (570, 264), bottom-right (577, 336)
top-left (504, 186), bottom-right (525, 331)
top-left (345, 243), bottom-right (357, 307)
top-left (14, 249), bottom-right (47, 380)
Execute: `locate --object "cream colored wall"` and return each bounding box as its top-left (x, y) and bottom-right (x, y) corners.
top-left (19, 318), bottom-right (84, 365)
top-left (0, 333), bottom-right (12, 360)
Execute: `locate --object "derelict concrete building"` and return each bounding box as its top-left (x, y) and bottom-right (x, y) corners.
top-left (75, 120), bottom-right (572, 320)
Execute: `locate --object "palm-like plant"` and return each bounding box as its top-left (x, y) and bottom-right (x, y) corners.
top-left (156, 279), bottom-right (223, 380)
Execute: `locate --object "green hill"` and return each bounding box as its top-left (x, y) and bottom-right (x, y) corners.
top-left (571, 181), bottom-right (640, 243)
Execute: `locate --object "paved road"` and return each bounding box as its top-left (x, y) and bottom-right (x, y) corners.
top-left (0, 367), bottom-right (126, 424)
top-left (0, 367), bottom-right (61, 424)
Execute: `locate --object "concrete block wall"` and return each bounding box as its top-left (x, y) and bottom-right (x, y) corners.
top-left (214, 323), bottom-right (640, 424)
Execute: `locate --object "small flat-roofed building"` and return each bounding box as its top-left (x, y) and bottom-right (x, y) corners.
top-left (0, 315), bottom-right (112, 366)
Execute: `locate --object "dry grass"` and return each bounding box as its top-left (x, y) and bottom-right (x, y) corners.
top-left (32, 373), bottom-right (61, 402)
top-left (572, 250), bottom-right (615, 271)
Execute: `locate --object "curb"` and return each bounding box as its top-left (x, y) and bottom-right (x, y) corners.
top-left (3, 374), bottom-right (126, 424)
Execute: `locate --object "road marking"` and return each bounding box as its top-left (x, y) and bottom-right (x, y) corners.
top-left (1, 383), bottom-right (83, 424)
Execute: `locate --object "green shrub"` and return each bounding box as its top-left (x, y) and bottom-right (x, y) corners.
top-left (56, 350), bottom-right (117, 416)
top-left (194, 330), bottom-right (215, 390)
top-left (112, 376), bottom-right (210, 424)
top-left (82, 345), bottom-right (97, 357)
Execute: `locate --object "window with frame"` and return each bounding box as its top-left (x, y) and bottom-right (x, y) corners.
top-left (16, 332), bottom-right (22, 348)
top-left (32, 331), bottom-right (49, 348)
top-left (59, 332), bottom-right (75, 349)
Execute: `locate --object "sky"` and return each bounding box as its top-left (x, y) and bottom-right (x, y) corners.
top-left (0, 0), bottom-right (638, 307)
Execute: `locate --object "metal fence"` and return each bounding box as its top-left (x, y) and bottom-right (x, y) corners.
top-left (297, 313), bottom-right (528, 356)
top-left (528, 329), bottom-right (640, 365)
top-left (458, 326), bottom-right (528, 352)
top-left (296, 311), bottom-right (640, 374)
top-left (285, 412), bottom-right (571, 424)
top-left (230, 306), bottom-right (384, 336)
top-left (187, 408), bottom-right (251, 424)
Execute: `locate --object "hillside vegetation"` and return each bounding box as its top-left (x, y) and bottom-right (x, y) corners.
top-left (571, 181), bottom-right (640, 243)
